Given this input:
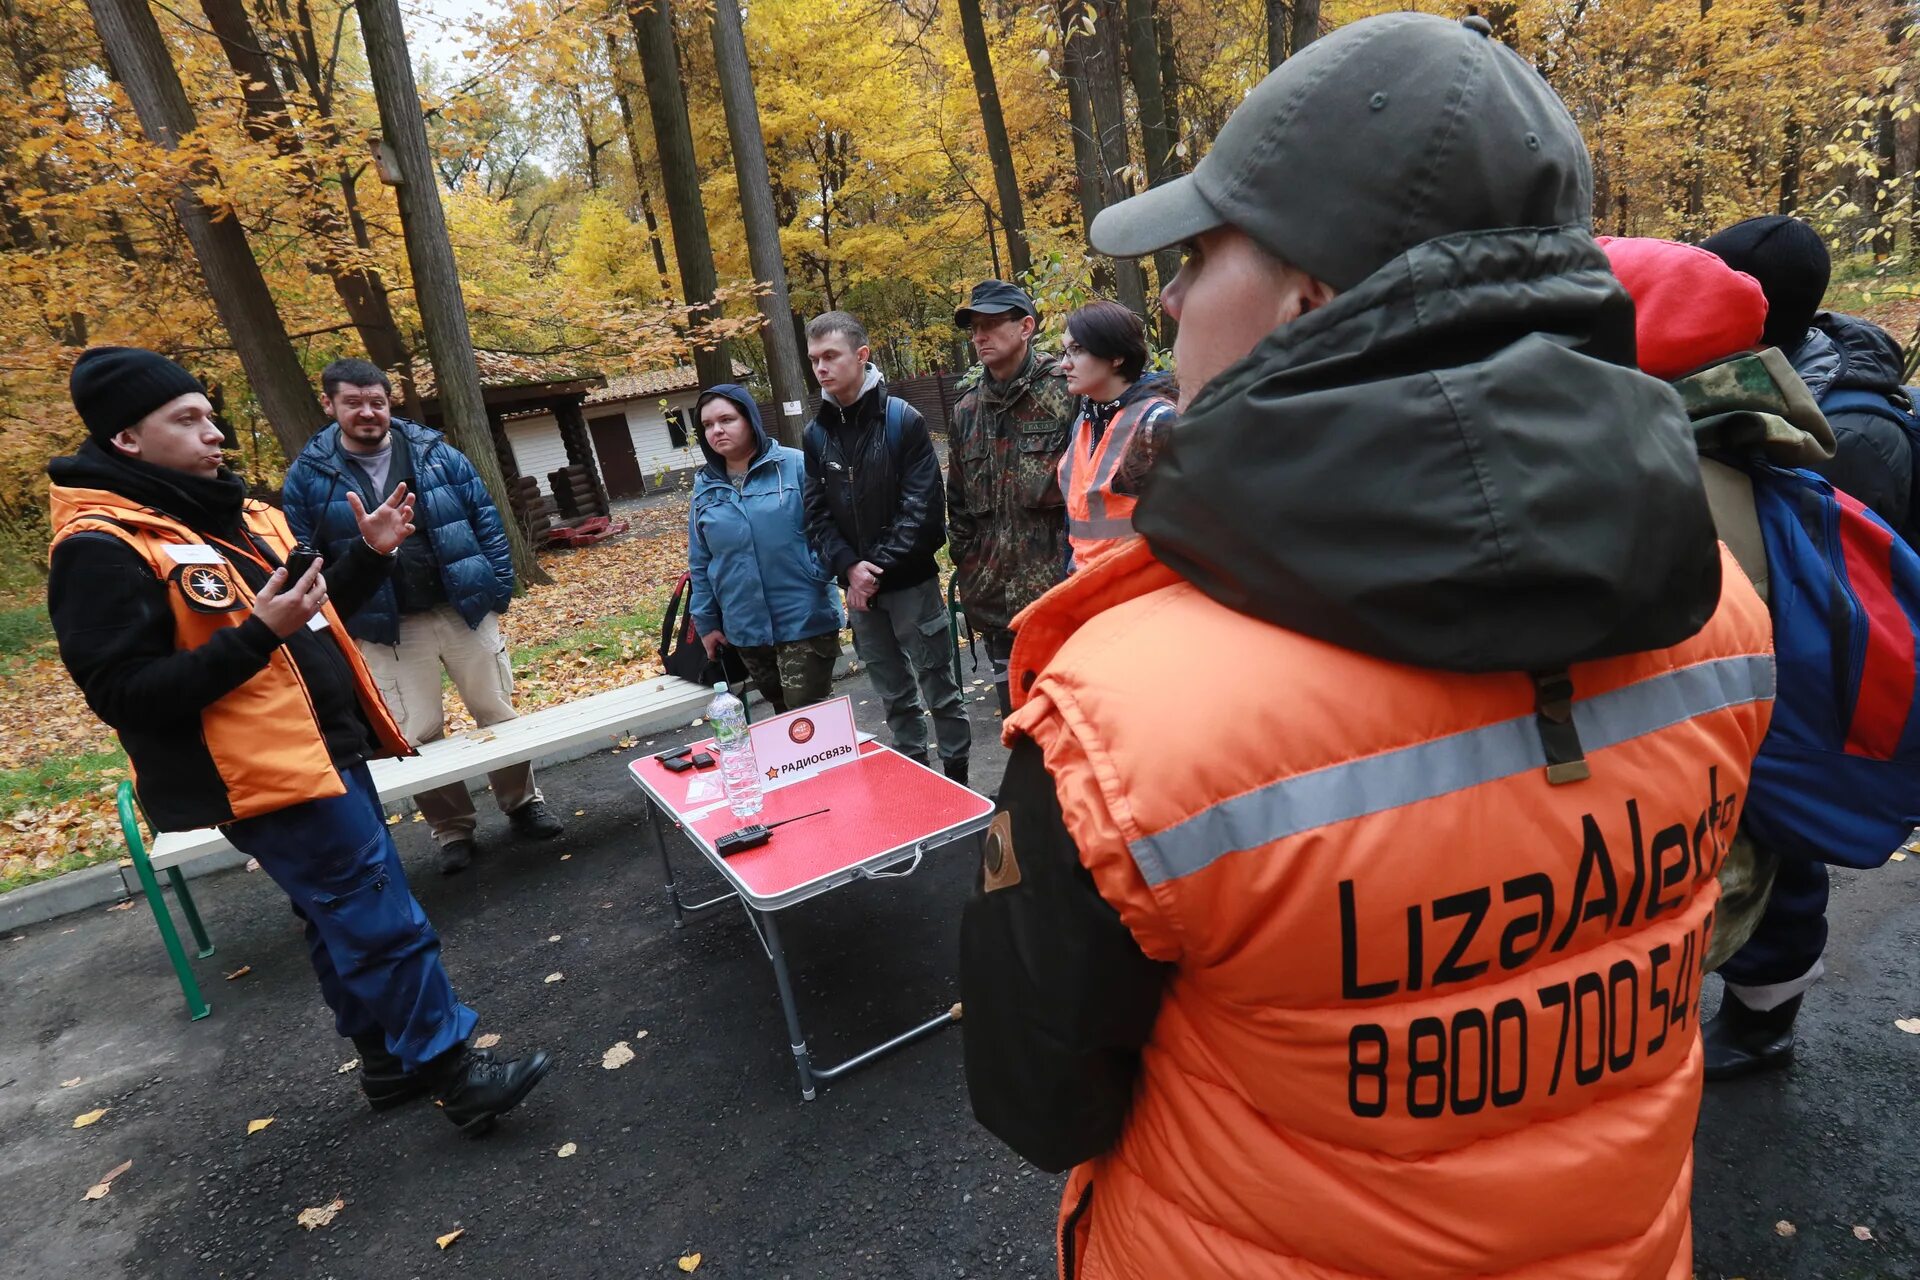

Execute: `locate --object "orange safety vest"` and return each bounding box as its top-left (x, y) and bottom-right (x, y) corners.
top-left (49, 484), bottom-right (411, 826)
top-left (1005, 539), bottom-right (1774, 1280)
top-left (1058, 395), bottom-right (1170, 571)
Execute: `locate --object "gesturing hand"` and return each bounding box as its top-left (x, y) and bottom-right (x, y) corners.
top-left (350, 483), bottom-right (416, 555)
top-left (253, 558), bottom-right (327, 638)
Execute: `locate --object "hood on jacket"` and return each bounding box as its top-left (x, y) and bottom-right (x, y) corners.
top-left (1118, 369), bottom-right (1175, 409)
top-left (694, 384), bottom-right (771, 477)
top-left (296, 416), bottom-right (442, 478)
top-left (1135, 226), bottom-right (1724, 675)
top-left (1599, 236), bottom-right (1768, 381)
top-left (1792, 311), bottom-right (1905, 401)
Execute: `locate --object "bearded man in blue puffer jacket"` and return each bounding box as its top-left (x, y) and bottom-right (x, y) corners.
top-left (283, 357), bottom-right (565, 874)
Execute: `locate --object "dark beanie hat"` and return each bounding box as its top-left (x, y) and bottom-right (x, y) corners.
top-left (69, 346), bottom-right (206, 445)
top-left (1699, 216), bottom-right (1831, 353)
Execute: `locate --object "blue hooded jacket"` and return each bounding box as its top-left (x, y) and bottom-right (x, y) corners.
top-left (282, 417), bottom-right (515, 645)
top-left (688, 386), bottom-right (843, 647)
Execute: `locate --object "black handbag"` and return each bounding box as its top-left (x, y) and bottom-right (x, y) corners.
top-left (660, 570), bottom-right (748, 687)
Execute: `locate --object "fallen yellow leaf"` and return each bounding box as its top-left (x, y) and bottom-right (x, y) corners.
top-left (60, 1077), bottom-right (81, 1088)
top-left (1775, 1220), bottom-right (1797, 1237)
top-left (1891, 850), bottom-right (1909, 861)
top-left (337, 1058), bottom-right (360, 1074)
top-left (544, 972), bottom-right (564, 984)
top-left (1854, 1225), bottom-right (1874, 1241)
top-left (1895, 1017), bottom-right (1920, 1035)
top-left (602, 1041), bottom-right (634, 1070)
top-left (104, 900), bottom-right (134, 912)
top-left (574, 810), bottom-right (585, 817)
top-left (547, 934), bottom-right (561, 942)
top-left (81, 1159), bottom-right (132, 1200)
top-left (472, 1032), bottom-right (502, 1049)
top-left (225, 966), bottom-right (251, 981)
top-left (678, 1254), bottom-right (702, 1273)
top-left (560, 854), bottom-right (572, 861)
top-left (557, 1142), bottom-right (577, 1158)
top-left (246, 1118), bottom-right (274, 1135)
top-left (634, 1029), bottom-right (649, 1040)
top-left (297, 1199), bottom-right (344, 1230)
top-left (436, 1228), bottom-right (465, 1250)
top-left (386, 813), bottom-right (401, 826)
top-left (72, 1108), bottom-right (107, 1129)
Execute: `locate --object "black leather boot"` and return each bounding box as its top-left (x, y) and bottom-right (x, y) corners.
top-left (942, 757), bottom-right (970, 788)
top-left (351, 1033), bottom-right (430, 1111)
top-left (427, 1043), bottom-right (555, 1136)
top-left (1703, 991), bottom-right (1803, 1081)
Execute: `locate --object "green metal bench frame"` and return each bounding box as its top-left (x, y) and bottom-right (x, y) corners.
top-left (117, 780), bottom-right (214, 1020)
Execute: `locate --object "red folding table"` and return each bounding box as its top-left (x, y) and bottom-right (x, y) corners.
top-left (628, 741), bottom-right (994, 1100)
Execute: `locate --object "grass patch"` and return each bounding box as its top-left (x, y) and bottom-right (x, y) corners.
top-left (0, 747), bottom-right (128, 813)
top-left (509, 602), bottom-right (669, 671)
top-left (0, 602), bottom-right (51, 657)
top-left (0, 747), bottom-right (129, 894)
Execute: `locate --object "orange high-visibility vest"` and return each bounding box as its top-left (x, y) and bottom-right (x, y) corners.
top-left (50, 484), bottom-right (411, 826)
top-left (1058, 395), bottom-right (1172, 571)
top-left (1005, 538), bottom-right (1774, 1280)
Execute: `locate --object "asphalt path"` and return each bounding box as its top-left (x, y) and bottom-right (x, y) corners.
top-left (1, 662), bottom-right (1914, 1279)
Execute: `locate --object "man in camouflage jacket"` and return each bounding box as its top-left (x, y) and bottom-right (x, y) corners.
top-left (947, 280), bottom-right (1077, 713)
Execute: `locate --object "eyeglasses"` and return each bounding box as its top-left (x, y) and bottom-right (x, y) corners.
top-left (965, 314), bottom-right (1020, 337)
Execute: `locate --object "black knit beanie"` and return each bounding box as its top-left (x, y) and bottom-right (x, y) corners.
top-left (69, 347), bottom-right (206, 445)
top-left (1700, 216), bottom-right (1831, 353)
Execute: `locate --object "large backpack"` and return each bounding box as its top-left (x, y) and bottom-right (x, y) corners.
top-left (1719, 458), bottom-right (1920, 869)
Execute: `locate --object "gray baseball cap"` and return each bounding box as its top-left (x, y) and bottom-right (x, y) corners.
top-left (1090, 12), bottom-right (1592, 291)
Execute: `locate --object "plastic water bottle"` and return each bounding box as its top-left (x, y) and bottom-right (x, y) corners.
top-left (709, 682), bottom-right (763, 818)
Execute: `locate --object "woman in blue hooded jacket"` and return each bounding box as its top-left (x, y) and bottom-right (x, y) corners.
top-left (688, 385), bottom-right (844, 713)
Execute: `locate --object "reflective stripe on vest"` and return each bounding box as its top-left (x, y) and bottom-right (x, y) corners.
top-left (1130, 652), bottom-right (1775, 887)
top-left (1061, 398), bottom-right (1162, 565)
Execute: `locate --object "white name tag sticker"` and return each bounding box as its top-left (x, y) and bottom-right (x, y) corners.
top-left (306, 612), bottom-right (331, 631)
top-left (163, 543), bottom-right (225, 565)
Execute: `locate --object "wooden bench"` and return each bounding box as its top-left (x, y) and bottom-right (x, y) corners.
top-left (121, 677), bottom-right (714, 1020)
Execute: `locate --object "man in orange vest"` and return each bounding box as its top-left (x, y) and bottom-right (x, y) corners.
top-left (960, 14), bottom-right (1774, 1278)
top-left (47, 348), bottom-right (553, 1136)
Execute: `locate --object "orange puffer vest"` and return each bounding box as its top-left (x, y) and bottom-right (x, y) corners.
top-left (1058, 396), bottom-right (1164, 570)
top-left (1005, 539), bottom-right (1774, 1280)
top-left (50, 485), bottom-right (411, 825)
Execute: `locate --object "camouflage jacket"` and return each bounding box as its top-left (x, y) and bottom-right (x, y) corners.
top-left (947, 348), bottom-right (1076, 631)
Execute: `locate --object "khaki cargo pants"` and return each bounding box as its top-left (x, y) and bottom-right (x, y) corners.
top-left (357, 606), bottom-right (540, 846)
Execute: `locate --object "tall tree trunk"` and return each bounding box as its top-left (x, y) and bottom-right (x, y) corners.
top-left (1059, 0), bottom-right (1113, 292)
top-left (957, 0), bottom-right (1031, 280)
top-left (1290, 0), bottom-right (1320, 54)
top-left (1870, 13), bottom-right (1907, 260)
top-left (1125, 0), bottom-right (1179, 334)
top-left (708, 0), bottom-right (809, 445)
top-left (628, 0), bottom-right (730, 392)
top-left (1683, 0), bottom-right (1712, 240)
top-left (1265, 0), bottom-right (1286, 69)
top-left (1155, 3), bottom-right (1182, 164)
top-left (355, 0), bottom-right (546, 586)
top-left (197, 0), bottom-right (412, 395)
top-left (607, 30), bottom-right (675, 295)
top-left (1778, 110), bottom-right (1801, 214)
top-left (84, 0), bottom-right (321, 460)
top-left (1083, 0), bottom-right (1147, 316)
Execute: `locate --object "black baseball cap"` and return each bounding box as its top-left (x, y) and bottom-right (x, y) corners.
top-left (955, 280), bottom-right (1039, 327)
top-left (1089, 12), bottom-right (1592, 292)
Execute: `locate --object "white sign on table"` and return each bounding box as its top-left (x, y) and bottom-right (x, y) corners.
top-left (749, 696), bottom-right (859, 792)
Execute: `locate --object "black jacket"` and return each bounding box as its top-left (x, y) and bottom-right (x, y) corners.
top-left (1790, 311), bottom-right (1913, 535)
top-left (47, 443), bottom-right (396, 830)
top-left (801, 368), bottom-right (945, 594)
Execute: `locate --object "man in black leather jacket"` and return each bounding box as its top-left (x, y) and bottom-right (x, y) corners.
top-left (801, 311), bottom-right (971, 783)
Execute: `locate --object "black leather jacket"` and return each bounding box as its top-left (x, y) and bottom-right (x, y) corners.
top-left (801, 371), bottom-right (946, 595)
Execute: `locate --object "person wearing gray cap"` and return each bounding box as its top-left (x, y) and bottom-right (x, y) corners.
top-left (946, 279), bottom-right (1077, 715)
top-left (959, 14), bottom-right (1773, 1278)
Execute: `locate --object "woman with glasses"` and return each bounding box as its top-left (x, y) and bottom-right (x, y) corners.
top-left (1056, 300), bottom-right (1177, 572)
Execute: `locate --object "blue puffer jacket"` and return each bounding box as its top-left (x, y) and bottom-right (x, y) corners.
top-left (688, 386), bottom-right (843, 648)
top-left (282, 418), bottom-right (514, 645)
